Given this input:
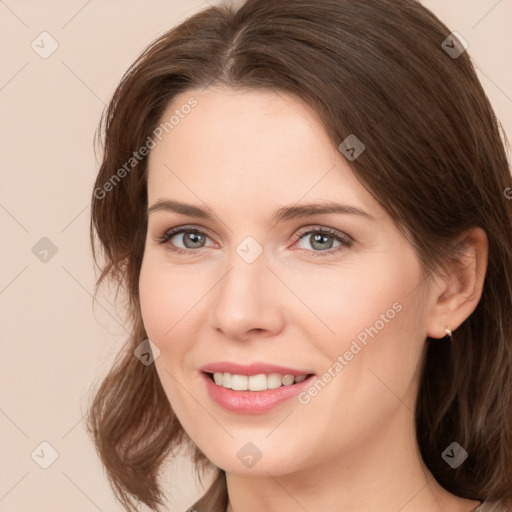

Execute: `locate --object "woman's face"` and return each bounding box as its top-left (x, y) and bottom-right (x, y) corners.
top-left (139, 87), bottom-right (433, 475)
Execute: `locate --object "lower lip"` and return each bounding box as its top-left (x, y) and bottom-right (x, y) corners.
top-left (202, 372), bottom-right (315, 414)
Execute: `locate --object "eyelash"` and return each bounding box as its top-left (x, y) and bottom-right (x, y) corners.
top-left (155, 224), bottom-right (354, 258)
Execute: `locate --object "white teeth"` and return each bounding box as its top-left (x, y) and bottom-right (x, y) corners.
top-left (267, 373), bottom-right (283, 389)
top-left (223, 372), bottom-right (232, 389)
top-left (248, 374), bottom-right (267, 391)
top-left (211, 372), bottom-right (308, 391)
top-left (231, 374), bottom-right (248, 390)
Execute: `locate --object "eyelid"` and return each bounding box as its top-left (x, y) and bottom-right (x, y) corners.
top-left (290, 225), bottom-right (354, 257)
top-left (155, 224), bottom-right (217, 247)
top-left (292, 225), bottom-right (354, 244)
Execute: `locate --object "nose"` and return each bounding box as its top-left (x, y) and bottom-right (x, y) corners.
top-left (208, 252), bottom-right (286, 341)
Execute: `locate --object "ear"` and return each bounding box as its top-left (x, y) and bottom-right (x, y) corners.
top-left (425, 227), bottom-right (489, 339)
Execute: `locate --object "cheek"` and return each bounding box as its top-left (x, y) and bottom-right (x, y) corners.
top-left (138, 258), bottom-right (201, 411)
top-left (295, 247), bottom-right (425, 413)
top-left (284, 254), bottom-right (419, 355)
top-left (138, 254), bottom-right (206, 343)
top-left (139, 261), bottom-right (170, 342)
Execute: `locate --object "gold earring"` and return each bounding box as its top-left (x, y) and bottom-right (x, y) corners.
top-left (444, 326), bottom-right (452, 341)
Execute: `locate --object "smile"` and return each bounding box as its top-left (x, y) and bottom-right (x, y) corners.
top-left (210, 372), bottom-right (307, 391)
top-left (199, 362), bottom-right (316, 414)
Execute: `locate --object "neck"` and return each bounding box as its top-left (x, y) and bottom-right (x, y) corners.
top-left (225, 407), bottom-right (480, 512)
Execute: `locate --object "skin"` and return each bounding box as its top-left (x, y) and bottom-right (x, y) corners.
top-left (138, 87), bottom-right (487, 512)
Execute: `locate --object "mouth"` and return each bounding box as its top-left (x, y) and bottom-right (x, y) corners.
top-left (204, 371), bottom-right (313, 391)
top-left (199, 365), bottom-right (317, 414)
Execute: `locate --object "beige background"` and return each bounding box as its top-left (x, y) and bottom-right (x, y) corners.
top-left (1, 1), bottom-right (511, 511)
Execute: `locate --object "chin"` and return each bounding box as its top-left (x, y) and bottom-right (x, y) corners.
top-left (195, 438), bottom-right (303, 476)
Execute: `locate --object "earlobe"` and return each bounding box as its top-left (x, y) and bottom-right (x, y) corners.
top-left (425, 227), bottom-right (488, 340)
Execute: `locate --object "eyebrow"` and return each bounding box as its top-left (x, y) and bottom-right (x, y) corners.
top-left (146, 199), bottom-right (376, 223)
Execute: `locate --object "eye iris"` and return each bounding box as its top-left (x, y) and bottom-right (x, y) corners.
top-left (310, 233), bottom-right (333, 250)
top-left (183, 231), bottom-right (205, 248)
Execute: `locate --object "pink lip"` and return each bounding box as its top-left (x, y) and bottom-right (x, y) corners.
top-left (199, 362), bottom-right (316, 415)
top-left (200, 361), bottom-right (312, 376)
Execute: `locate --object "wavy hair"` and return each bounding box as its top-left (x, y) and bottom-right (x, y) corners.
top-left (86, 0), bottom-right (512, 510)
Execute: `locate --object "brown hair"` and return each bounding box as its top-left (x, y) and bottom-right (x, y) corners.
top-left (86, 0), bottom-right (512, 510)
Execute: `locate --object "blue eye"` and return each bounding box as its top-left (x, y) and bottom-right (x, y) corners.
top-left (156, 225), bottom-right (353, 257)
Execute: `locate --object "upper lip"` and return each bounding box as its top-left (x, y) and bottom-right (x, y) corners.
top-left (200, 361), bottom-right (314, 376)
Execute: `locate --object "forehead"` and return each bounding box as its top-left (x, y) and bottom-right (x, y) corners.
top-left (146, 87), bottom-right (375, 218)
top-left (150, 86), bottom-right (329, 162)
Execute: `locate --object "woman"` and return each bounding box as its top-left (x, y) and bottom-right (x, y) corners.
top-left (86, 0), bottom-right (512, 511)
